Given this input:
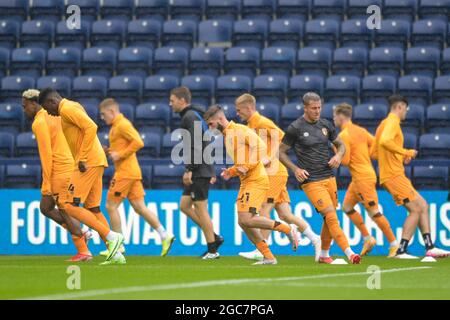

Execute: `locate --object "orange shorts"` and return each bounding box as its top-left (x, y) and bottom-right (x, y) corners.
top-left (343, 180), bottom-right (379, 211)
top-left (51, 173), bottom-right (71, 208)
top-left (237, 181), bottom-right (269, 214)
top-left (301, 177), bottom-right (338, 213)
top-left (107, 177), bottom-right (146, 203)
top-left (382, 175), bottom-right (418, 206)
top-left (66, 166), bottom-right (104, 209)
top-left (267, 175), bottom-right (290, 205)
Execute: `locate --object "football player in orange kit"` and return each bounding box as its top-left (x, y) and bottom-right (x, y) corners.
top-left (98, 98), bottom-right (175, 257)
top-left (279, 92), bottom-right (361, 264)
top-left (22, 89), bottom-right (92, 262)
top-left (372, 94), bottom-right (450, 259)
top-left (333, 103), bottom-right (398, 257)
top-left (234, 94), bottom-right (322, 262)
top-left (203, 105), bottom-right (299, 265)
top-left (38, 88), bottom-right (124, 265)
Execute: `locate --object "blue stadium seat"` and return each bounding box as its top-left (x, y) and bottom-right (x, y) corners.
top-left (261, 47), bottom-right (296, 77)
top-left (20, 20), bottom-right (54, 50)
top-left (97, 130), bottom-right (110, 148)
top-left (152, 164), bottom-right (184, 189)
top-left (331, 47), bottom-right (368, 77)
top-left (100, 0), bottom-right (134, 22)
top-left (0, 48), bottom-right (9, 78)
top-left (353, 103), bottom-right (388, 132)
top-left (108, 75), bottom-right (143, 105)
top-left (368, 47), bottom-right (404, 77)
top-left (232, 19), bottom-right (268, 49)
top-left (0, 103), bottom-right (23, 134)
top-left (206, 0), bottom-right (240, 21)
top-left (55, 20), bottom-right (91, 50)
top-left (296, 47), bottom-right (331, 78)
top-left (361, 75), bottom-right (396, 104)
top-left (405, 47), bottom-right (440, 78)
top-left (256, 103), bottom-right (280, 123)
top-left (117, 103), bottom-right (134, 122)
top-left (216, 75), bottom-right (252, 104)
top-left (143, 75), bottom-right (180, 103)
top-left (311, 0), bottom-right (345, 20)
top-left (117, 47), bottom-right (153, 78)
top-left (337, 166), bottom-right (352, 189)
top-left (66, 0), bottom-right (99, 23)
top-left (325, 75), bottom-right (360, 105)
top-left (37, 76), bottom-right (72, 98)
top-left (29, 0), bottom-right (63, 23)
top-left (170, 110), bottom-right (182, 130)
top-left (305, 19), bottom-right (340, 49)
top-left (419, 133), bottom-right (450, 159)
top-left (321, 103), bottom-right (338, 121)
top-left (289, 75), bottom-right (324, 102)
top-left (198, 19), bottom-right (233, 47)
top-left (0, 76), bottom-right (35, 103)
top-left (135, 103), bottom-right (170, 132)
top-left (15, 132), bottom-right (38, 157)
top-left (384, 0), bottom-right (417, 23)
top-left (10, 48), bottom-right (46, 79)
top-left (340, 19), bottom-right (373, 49)
top-left (403, 104), bottom-right (425, 135)
top-left (348, 0), bottom-right (383, 19)
top-left (403, 132), bottom-right (418, 150)
top-left (170, 0), bottom-right (204, 22)
top-left (72, 76), bottom-right (107, 105)
top-left (153, 47), bottom-right (188, 78)
top-left (162, 20), bottom-right (197, 50)
top-left (411, 19), bottom-right (447, 49)
top-left (253, 75), bottom-right (288, 105)
top-left (426, 103), bottom-right (450, 133)
top-left (127, 19), bottom-right (161, 50)
top-left (91, 20), bottom-right (126, 50)
top-left (0, 132), bottom-right (14, 157)
top-left (374, 20), bottom-right (411, 50)
top-left (83, 103), bottom-right (99, 122)
top-left (0, 20), bottom-right (20, 49)
top-left (433, 76), bottom-right (450, 103)
top-left (189, 47), bottom-right (224, 77)
top-left (442, 48), bottom-right (450, 75)
top-left (224, 47), bottom-right (260, 78)
top-left (181, 75), bottom-right (215, 107)
top-left (281, 103), bottom-right (303, 129)
top-left (242, 0), bottom-right (275, 22)
top-left (413, 166), bottom-right (449, 190)
top-left (221, 103), bottom-right (237, 121)
top-left (276, 0), bottom-right (310, 20)
top-left (141, 165), bottom-right (153, 187)
top-left (135, 0), bottom-right (168, 22)
top-left (46, 47), bottom-right (81, 78)
top-left (82, 47), bottom-right (117, 78)
top-left (5, 164), bottom-right (41, 189)
top-left (0, 0), bottom-right (28, 22)
top-left (398, 75), bottom-right (433, 106)
top-left (161, 132), bottom-right (183, 158)
top-left (268, 19), bottom-right (303, 49)
top-left (418, 0), bottom-right (450, 22)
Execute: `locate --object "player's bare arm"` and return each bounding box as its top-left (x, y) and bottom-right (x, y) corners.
top-left (328, 137), bottom-right (346, 169)
top-left (279, 142), bottom-right (309, 182)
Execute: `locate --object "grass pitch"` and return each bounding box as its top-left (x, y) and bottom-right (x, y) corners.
top-left (1, 255), bottom-right (449, 300)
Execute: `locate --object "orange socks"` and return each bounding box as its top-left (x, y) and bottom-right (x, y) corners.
top-left (346, 209), bottom-right (370, 238)
top-left (71, 235), bottom-right (90, 255)
top-left (320, 222), bottom-right (332, 250)
top-left (324, 211), bottom-right (350, 252)
top-left (272, 221), bottom-right (290, 235)
top-left (373, 213), bottom-right (396, 243)
top-left (256, 240), bottom-right (275, 260)
top-left (65, 204), bottom-right (110, 239)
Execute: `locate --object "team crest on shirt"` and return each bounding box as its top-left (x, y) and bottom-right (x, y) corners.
top-left (317, 199), bottom-right (323, 207)
top-left (303, 132), bottom-right (309, 137)
top-left (322, 128), bottom-right (328, 136)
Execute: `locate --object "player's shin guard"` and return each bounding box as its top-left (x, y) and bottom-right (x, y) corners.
top-left (372, 213), bottom-right (396, 243)
top-left (65, 204), bottom-right (110, 239)
top-left (324, 211), bottom-right (350, 252)
top-left (256, 240), bottom-right (275, 260)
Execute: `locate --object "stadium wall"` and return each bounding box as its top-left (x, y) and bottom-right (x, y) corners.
top-left (1, 190), bottom-right (449, 256)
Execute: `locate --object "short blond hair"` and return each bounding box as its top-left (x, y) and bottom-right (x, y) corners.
top-left (22, 89), bottom-right (40, 101)
top-left (235, 93), bottom-right (256, 106)
top-left (334, 103), bottom-right (353, 118)
top-left (99, 98), bottom-right (119, 111)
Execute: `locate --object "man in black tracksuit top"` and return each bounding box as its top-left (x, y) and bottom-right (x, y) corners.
top-left (169, 86), bottom-right (224, 259)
